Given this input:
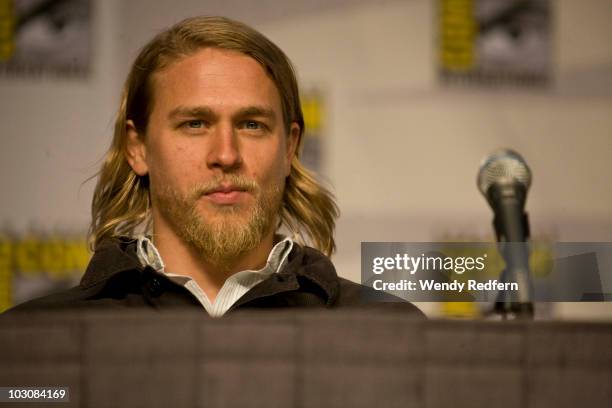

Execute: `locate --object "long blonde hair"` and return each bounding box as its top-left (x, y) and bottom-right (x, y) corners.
top-left (89, 16), bottom-right (338, 255)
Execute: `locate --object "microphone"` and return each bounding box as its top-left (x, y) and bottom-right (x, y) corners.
top-left (477, 149), bottom-right (531, 242)
top-left (477, 149), bottom-right (534, 318)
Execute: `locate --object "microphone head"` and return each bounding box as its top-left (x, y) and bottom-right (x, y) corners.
top-left (477, 149), bottom-right (532, 197)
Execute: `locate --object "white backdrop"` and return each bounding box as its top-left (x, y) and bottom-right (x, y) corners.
top-left (1, 0), bottom-right (611, 318)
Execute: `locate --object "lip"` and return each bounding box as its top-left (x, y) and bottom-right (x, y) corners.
top-left (204, 186), bottom-right (248, 205)
top-left (209, 184), bottom-right (245, 194)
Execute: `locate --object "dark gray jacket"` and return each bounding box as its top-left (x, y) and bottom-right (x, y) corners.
top-left (7, 237), bottom-right (424, 316)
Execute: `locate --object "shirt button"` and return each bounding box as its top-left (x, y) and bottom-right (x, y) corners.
top-left (148, 277), bottom-right (164, 297)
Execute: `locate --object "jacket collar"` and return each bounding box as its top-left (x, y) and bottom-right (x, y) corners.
top-left (79, 237), bottom-right (340, 304)
top-left (285, 245), bottom-right (340, 305)
top-left (230, 244), bottom-right (341, 308)
top-left (80, 237), bottom-right (143, 289)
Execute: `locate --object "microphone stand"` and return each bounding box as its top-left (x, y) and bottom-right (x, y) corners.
top-left (489, 182), bottom-right (534, 320)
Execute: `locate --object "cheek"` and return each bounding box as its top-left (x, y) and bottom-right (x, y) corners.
top-left (250, 142), bottom-right (287, 183)
top-left (147, 139), bottom-right (204, 192)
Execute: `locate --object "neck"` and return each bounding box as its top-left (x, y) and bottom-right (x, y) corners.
top-left (150, 213), bottom-right (275, 302)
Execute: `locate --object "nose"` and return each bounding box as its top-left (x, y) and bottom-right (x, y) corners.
top-left (206, 123), bottom-right (242, 171)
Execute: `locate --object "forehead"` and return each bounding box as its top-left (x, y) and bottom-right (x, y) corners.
top-left (149, 48), bottom-right (282, 116)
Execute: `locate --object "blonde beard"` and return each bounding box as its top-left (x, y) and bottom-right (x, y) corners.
top-left (153, 177), bottom-right (283, 270)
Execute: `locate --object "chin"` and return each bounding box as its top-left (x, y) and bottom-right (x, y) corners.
top-left (200, 202), bottom-right (251, 219)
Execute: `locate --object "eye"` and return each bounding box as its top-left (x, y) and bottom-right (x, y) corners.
top-left (186, 120), bottom-right (205, 129)
top-left (244, 120), bottom-right (261, 130)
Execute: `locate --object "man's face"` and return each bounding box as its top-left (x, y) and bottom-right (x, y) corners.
top-left (126, 48), bottom-right (299, 265)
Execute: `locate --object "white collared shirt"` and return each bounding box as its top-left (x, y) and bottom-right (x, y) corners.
top-left (135, 236), bottom-right (293, 317)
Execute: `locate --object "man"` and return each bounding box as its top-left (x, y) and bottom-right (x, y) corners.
top-left (9, 16), bottom-right (422, 317)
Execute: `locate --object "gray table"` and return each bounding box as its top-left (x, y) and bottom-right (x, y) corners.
top-left (1, 309), bottom-right (611, 407)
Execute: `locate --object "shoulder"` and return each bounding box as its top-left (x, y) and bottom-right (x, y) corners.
top-left (3, 237), bottom-right (145, 314)
top-left (287, 244), bottom-right (425, 317)
top-left (3, 285), bottom-right (97, 313)
top-left (336, 277), bottom-right (426, 317)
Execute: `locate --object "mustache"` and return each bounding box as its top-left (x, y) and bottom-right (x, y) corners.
top-left (189, 175), bottom-right (259, 198)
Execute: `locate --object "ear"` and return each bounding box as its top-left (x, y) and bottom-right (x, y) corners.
top-left (284, 122), bottom-right (300, 177)
top-left (125, 120), bottom-right (149, 176)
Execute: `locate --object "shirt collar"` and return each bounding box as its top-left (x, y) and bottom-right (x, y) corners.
top-left (135, 235), bottom-right (294, 276)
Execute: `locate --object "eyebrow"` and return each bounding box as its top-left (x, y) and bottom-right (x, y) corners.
top-left (167, 106), bottom-right (216, 120)
top-left (167, 105), bottom-right (277, 121)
